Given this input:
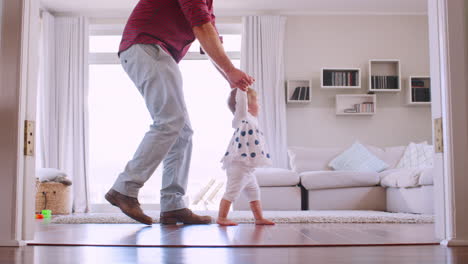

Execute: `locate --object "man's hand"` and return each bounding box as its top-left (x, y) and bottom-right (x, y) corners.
top-left (225, 68), bottom-right (255, 91)
top-left (193, 22), bottom-right (255, 91)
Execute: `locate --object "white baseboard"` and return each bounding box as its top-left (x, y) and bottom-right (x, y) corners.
top-left (441, 239), bottom-right (468, 246)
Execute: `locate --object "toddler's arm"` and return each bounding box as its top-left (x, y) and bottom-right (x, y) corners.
top-left (234, 88), bottom-right (248, 120)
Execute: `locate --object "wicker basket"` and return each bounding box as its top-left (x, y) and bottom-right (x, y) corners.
top-left (35, 181), bottom-right (72, 215)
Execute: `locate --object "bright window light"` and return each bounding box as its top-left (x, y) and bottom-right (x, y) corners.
top-left (89, 35), bottom-right (122, 53)
top-left (88, 64), bottom-right (163, 204)
top-left (88, 33), bottom-right (241, 209)
top-left (179, 59), bottom-right (240, 208)
top-left (188, 34), bottom-right (241, 53)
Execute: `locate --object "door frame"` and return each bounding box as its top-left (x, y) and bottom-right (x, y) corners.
top-left (429, 0), bottom-right (468, 246)
top-left (7, 0), bottom-right (468, 245)
top-left (17, 0), bottom-right (40, 243)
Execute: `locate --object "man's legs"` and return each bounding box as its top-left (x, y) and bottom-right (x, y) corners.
top-left (106, 44), bottom-right (211, 224)
top-left (111, 44), bottom-right (188, 198)
top-left (160, 122), bottom-right (193, 212)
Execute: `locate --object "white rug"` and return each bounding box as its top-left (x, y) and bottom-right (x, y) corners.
top-left (51, 210), bottom-right (434, 224)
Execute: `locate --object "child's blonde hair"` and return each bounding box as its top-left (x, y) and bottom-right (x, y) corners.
top-left (228, 88), bottom-right (257, 114)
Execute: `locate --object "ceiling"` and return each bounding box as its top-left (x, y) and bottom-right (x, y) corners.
top-left (41, 0), bottom-right (428, 16)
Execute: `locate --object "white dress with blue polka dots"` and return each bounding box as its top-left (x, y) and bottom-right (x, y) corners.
top-left (221, 89), bottom-right (272, 170)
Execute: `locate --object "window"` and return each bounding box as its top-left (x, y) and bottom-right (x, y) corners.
top-left (88, 24), bottom-right (242, 210)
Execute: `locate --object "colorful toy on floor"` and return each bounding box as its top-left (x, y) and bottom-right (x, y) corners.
top-left (35, 214), bottom-right (44, 219)
top-left (41, 209), bottom-right (52, 218)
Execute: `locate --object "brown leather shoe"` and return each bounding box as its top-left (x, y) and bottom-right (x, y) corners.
top-left (160, 208), bottom-right (212, 225)
top-left (105, 189), bottom-right (153, 225)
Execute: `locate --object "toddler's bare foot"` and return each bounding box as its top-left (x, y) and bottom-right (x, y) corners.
top-left (255, 218), bottom-right (275, 225)
top-left (217, 218), bottom-right (238, 226)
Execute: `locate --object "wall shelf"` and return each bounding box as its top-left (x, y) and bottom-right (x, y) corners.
top-left (408, 76), bottom-right (431, 106)
top-left (336, 94), bottom-right (376, 116)
top-left (321, 68), bottom-right (361, 89)
top-left (368, 59), bottom-right (401, 92)
top-left (286, 80), bottom-right (312, 103)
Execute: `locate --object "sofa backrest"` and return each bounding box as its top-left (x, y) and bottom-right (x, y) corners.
top-left (288, 145), bottom-right (408, 173)
top-left (288, 146), bottom-right (343, 173)
top-left (382, 146), bottom-right (407, 169)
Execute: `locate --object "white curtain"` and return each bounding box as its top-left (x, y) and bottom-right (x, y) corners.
top-left (38, 13), bottom-right (90, 213)
top-left (241, 16), bottom-right (289, 168)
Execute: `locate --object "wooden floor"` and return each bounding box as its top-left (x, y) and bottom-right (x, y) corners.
top-left (2, 245), bottom-right (468, 264)
top-left (2, 222), bottom-right (465, 264)
top-left (29, 221), bottom-right (439, 247)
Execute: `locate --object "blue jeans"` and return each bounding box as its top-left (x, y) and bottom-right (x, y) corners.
top-left (112, 44), bottom-right (193, 212)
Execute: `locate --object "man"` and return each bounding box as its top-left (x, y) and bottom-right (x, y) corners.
top-left (105, 0), bottom-right (254, 225)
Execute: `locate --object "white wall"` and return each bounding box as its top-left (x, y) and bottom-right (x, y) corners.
top-left (285, 15), bottom-right (432, 148)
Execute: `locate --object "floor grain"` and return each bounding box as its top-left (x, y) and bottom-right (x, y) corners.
top-left (29, 221), bottom-right (439, 247)
top-left (2, 245), bottom-right (468, 264)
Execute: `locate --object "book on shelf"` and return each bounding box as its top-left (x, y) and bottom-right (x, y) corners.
top-left (324, 70), bottom-right (359, 87)
top-left (412, 87), bottom-right (431, 102)
top-left (324, 71), bottom-right (333, 86)
top-left (371, 75), bottom-right (399, 89)
top-left (362, 101), bottom-right (374, 112)
top-left (343, 101), bottom-right (374, 114)
top-left (299, 86), bottom-right (306, 100)
top-left (411, 79), bottom-right (426, 87)
top-left (290, 87), bottom-right (301, 100)
top-left (290, 86), bottom-right (310, 101)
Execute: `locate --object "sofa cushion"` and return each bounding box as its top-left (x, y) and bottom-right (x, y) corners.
top-left (379, 167), bottom-right (434, 188)
top-left (379, 168), bottom-right (421, 188)
top-left (288, 146), bottom-right (342, 173)
top-left (300, 171), bottom-right (380, 190)
top-left (254, 168), bottom-right (300, 187)
top-left (288, 145), bottom-right (403, 173)
top-left (328, 142), bottom-right (389, 172)
top-left (396, 142), bottom-right (434, 169)
top-left (418, 168), bottom-right (434, 186)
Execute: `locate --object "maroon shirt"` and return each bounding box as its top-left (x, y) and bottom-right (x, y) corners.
top-left (119, 0), bottom-right (216, 63)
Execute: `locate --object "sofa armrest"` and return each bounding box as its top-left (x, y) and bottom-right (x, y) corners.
top-left (254, 168), bottom-right (300, 187)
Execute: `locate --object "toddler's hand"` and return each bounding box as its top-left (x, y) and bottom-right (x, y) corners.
top-left (226, 68), bottom-right (255, 91)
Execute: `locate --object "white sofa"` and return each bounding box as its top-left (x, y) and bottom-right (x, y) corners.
top-left (233, 168), bottom-right (302, 211)
top-left (289, 145), bottom-right (434, 214)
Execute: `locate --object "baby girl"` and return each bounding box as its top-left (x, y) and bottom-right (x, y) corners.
top-left (217, 87), bottom-right (275, 226)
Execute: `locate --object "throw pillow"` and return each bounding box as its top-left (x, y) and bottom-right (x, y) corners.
top-left (328, 142), bottom-right (389, 172)
top-left (37, 168), bottom-right (72, 186)
top-left (396, 142), bottom-right (434, 169)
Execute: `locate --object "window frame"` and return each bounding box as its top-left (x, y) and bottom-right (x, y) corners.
top-left (88, 23), bottom-right (241, 64)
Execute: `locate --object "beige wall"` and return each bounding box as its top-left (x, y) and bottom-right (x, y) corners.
top-left (0, 0), bottom-right (22, 245)
top-left (285, 15), bottom-right (432, 148)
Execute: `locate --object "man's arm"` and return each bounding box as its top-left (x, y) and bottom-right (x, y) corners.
top-left (193, 22), bottom-right (254, 91)
top-left (212, 62), bottom-right (228, 81)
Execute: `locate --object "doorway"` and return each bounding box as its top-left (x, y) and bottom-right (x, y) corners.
top-left (10, 0), bottom-right (464, 245)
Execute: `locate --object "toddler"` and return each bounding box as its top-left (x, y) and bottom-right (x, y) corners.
top-left (217, 88), bottom-right (275, 226)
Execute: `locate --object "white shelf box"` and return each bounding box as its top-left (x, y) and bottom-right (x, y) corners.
top-left (336, 94), bottom-right (377, 115)
top-left (321, 68), bottom-right (361, 89)
top-left (286, 80), bottom-right (312, 103)
top-left (368, 59), bottom-right (401, 92)
top-left (408, 76), bottom-right (431, 106)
